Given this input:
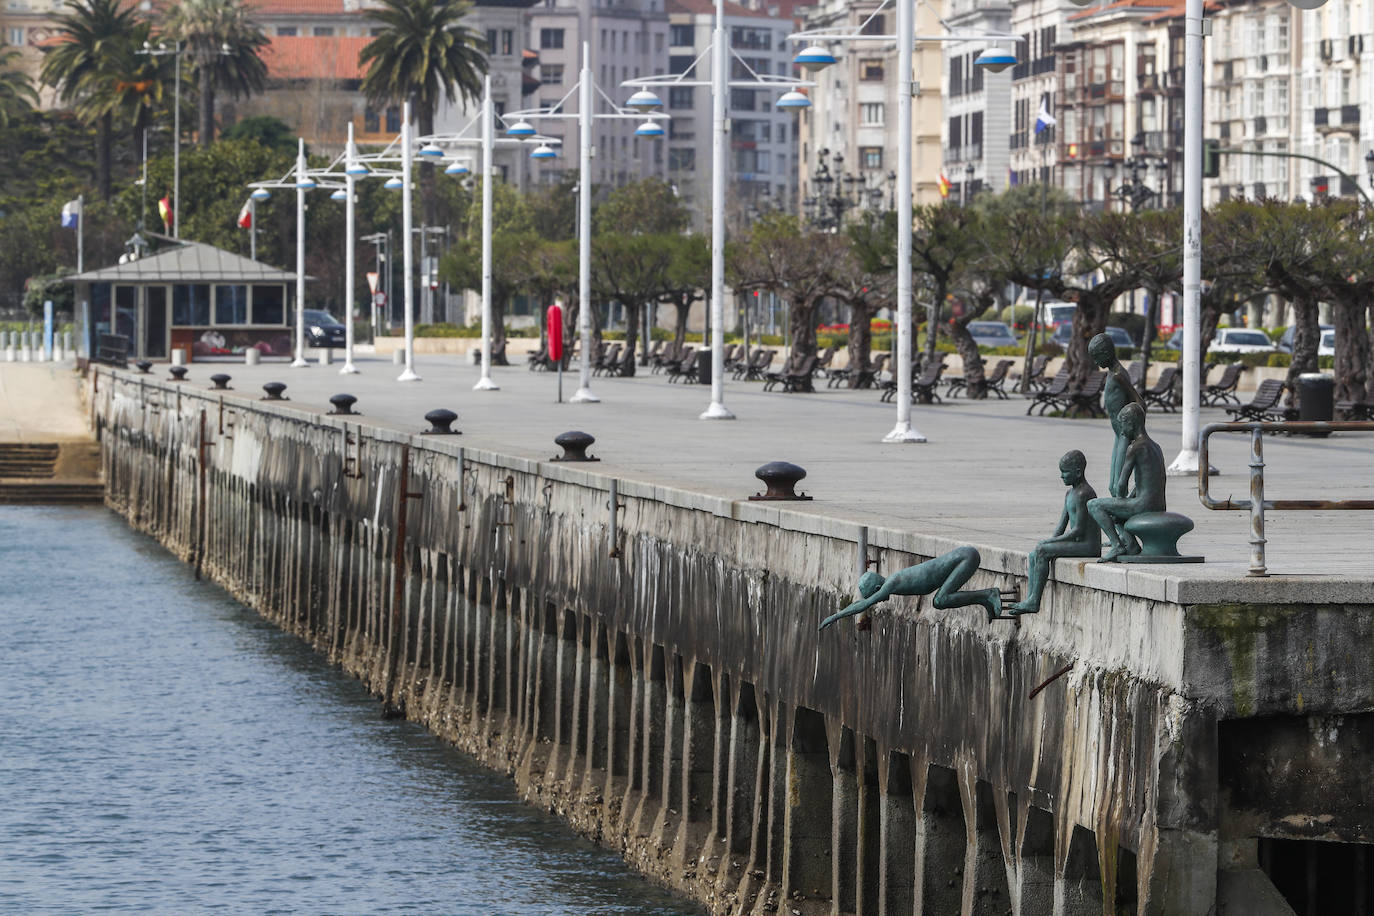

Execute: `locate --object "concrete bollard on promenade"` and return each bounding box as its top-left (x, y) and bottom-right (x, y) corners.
top-left (63, 331), bottom-right (71, 356)
top-left (245, 347), bottom-right (261, 366)
top-left (319, 348), bottom-right (332, 366)
top-left (392, 349), bottom-right (404, 365)
top-left (171, 348), bottom-right (187, 367)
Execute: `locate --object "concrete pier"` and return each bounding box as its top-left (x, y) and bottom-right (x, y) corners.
top-left (92, 363), bottom-right (1374, 915)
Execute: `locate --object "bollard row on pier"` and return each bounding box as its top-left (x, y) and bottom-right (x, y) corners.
top-left (95, 371), bottom-right (1196, 916)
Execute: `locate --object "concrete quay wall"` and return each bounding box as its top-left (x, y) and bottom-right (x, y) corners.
top-left (92, 367), bottom-right (1373, 916)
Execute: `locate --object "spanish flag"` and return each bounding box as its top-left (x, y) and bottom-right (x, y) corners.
top-left (937, 173), bottom-right (951, 199)
top-left (158, 195), bottom-right (173, 230)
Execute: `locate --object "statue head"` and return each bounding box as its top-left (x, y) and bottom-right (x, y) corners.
top-left (1119, 402), bottom-right (1146, 438)
top-left (1058, 449), bottom-right (1087, 485)
top-left (857, 570), bottom-right (885, 598)
top-left (1088, 332), bottom-right (1116, 368)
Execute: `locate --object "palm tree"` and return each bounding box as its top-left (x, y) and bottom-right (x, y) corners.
top-left (0, 45), bottom-right (38, 126)
top-left (165, 0), bottom-right (268, 147)
top-left (81, 22), bottom-right (174, 163)
top-left (360, 0), bottom-right (487, 222)
top-left (40, 0), bottom-right (140, 199)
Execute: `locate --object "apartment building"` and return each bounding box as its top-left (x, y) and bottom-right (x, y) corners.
top-left (794, 0), bottom-right (946, 226)
top-left (524, 0), bottom-right (670, 189)
top-left (943, 0), bottom-right (1013, 201)
top-left (664, 0), bottom-right (798, 229)
top-left (1008, 0), bottom-right (1069, 190)
top-left (1292, 0), bottom-right (1373, 200)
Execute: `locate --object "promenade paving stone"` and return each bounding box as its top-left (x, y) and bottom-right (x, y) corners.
top-left (0, 361), bottom-right (90, 442)
top-left (154, 351), bottom-right (1374, 595)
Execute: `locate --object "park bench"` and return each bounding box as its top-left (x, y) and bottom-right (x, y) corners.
top-left (743, 349), bottom-right (776, 381)
top-left (665, 347), bottom-right (698, 382)
top-left (763, 353), bottom-right (818, 392)
top-left (650, 341), bottom-right (678, 373)
top-left (813, 346), bottom-right (837, 378)
top-left (1026, 367), bottom-right (1071, 415)
top-left (984, 359), bottom-right (1015, 399)
top-left (1062, 371), bottom-right (1108, 418)
top-left (943, 356), bottom-right (982, 398)
top-left (1202, 363), bottom-right (1246, 406)
top-left (592, 343), bottom-right (621, 376)
top-left (1226, 379), bottom-right (1287, 421)
top-left (1142, 366), bottom-right (1180, 412)
top-left (1013, 354), bottom-right (1050, 392)
top-left (1127, 360), bottom-right (1145, 390)
top-left (526, 344), bottom-right (550, 370)
top-left (1338, 397), bottom-right (1374, 420)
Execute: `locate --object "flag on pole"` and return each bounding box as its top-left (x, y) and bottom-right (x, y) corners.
top-left (158, 195), bottom-right (173, 230)
top-left (937, 173), bottom-right (951, 199)
top-left (1034, 96), bottom-right (1057, 134)
top-left (60, 198), bottom-right (81, 228)
top-left (237, 199), bottom-right (253, 229)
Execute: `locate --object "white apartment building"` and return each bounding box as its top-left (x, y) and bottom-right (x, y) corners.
top-left (943, 0), bottom-right (1014, 201)
top-left (794, 0), bottom-right (947, 225)
top-left (664, 0), bottom-right (798, 229)
top-left (525, 0), bottom-right (670, 188)
top-left (1293, 0), bottom-right (1374, 200)
top-left (1008, 0), bottom-right (1072, 190)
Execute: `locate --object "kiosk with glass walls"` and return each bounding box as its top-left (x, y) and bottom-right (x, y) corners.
top-left (70, 241), bottom-right (299, 362)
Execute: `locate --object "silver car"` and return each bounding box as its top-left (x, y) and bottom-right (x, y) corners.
top-left (967, 321), bottom-right (1019, 348)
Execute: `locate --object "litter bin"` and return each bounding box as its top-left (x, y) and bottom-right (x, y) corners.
top-left (1296, 372), bottom-right (1334, 436)
top-left (696, 349), bottom-right (711, 385)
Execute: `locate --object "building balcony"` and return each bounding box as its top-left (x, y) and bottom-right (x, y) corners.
top-left (1137, 72), bottom-right (1161, 93)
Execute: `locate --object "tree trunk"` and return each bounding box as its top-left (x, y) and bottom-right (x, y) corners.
top-left (97, 112), bottom-right (112, 200)
top-left (922, 280), bottom-right (946, 365)
top-left (788, 297), bottom-right (819, 365)
top-left (562, 298), bottom-right (578, 369)
top-left (1331, 301), bottom-right (1370, 404)
top-left (199, 65), bottom-right (215, 146)
top-left (491, 293), bottom-right (508, 364)
top-left (673, 299), bottom-right (691, 351)
top-left (948, 321), bottom-right (987, 397)
top-left (1064, 294), bottom-right (1112, 389)
top-left (846, 302), bottom-right (872, 389)
top-left (1284, 298), bottom-right (1321, 397)
top-left (621, 298), bottom-right (639, 377)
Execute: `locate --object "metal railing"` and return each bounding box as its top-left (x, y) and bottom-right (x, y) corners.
top-left (1198, 420), bottom-right (1374, 576)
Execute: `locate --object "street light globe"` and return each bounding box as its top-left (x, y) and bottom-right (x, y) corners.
top-left (444, 160), bottom-right (470, 175)
top-left (974, 47), bottom-right (1017, 72)
top-left (330, 189), bottom-right (347, 202)
top-left (634, 119), bottom-right (665, 137)
top-left (250, 188), bottom-right (271, 201)
top-left (345, 163), bottom-right (370, 177)
top-left (383, 176), bottom-right (404, 190)
top-left (506, 120), bottom-right (537, 137)
top-left (776, 90), bottom-right (812, 109)
top-left (419, 142), bottom-right (444, 158)
top-left (794, 44), bottom-right (838, 71)
top-left (530, 144), bottom-right (557, 159)
top-left (626, 89), bottom-right (663, 112)
top-left (295, 175), bottom-right (317, 189)
top-left (1286, 0), bottom-right (1328, 8)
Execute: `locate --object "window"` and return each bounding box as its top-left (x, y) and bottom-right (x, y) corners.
top-left (312, 26), bottom-right (334, 36)
top-left (860, 146), bottom-right (882, 169)
top-left (276, 26), bottom-right (296, 36)
top-left (214, 286), bottom-right (248, 325)
top-left (655, 33), bottom-right (663, 53)
top-left (730, 88), bottom-right (756, 110)
top-left (860, 102), bottom-right (884, 125)
top-left (669, 55), bottom-right (693, 75)
top-left (668, 86), bottom-right (694, 108)
top-left (730, 26), bottom-right (770, 50)
top-left (172, 285), bottom-right (211, 326)
top-left (860, 14), bottom-right (886, 35)
top-left (385, 106), bottom-right (401, 133)
top-left (541, 64), bottom-right (564, 85)
top-left (541, 28), bottom-right (564, 49)
top-left (253, 286), bottom-right (285, 325)
top-left (363, 108), bottom-right (379, 133)
top-left (6, 26), bottom-right (21, 45)
top-left (501, 29), bottom-right (513, 55)
top-left (860, 59), bottom-right (884, 80)
top-left (670, 24), bottom-right (693, 46)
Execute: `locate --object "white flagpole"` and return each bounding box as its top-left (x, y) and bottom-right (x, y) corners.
top-left (76, 194), bottom-right (83, 274)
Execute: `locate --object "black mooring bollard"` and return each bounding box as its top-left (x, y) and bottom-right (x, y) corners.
top-left (422, 408), bottom-right (460, 435)
top-left (749, 461), bottom-right (812, 501)
top-left (261, 382), bottom-right (288, 401)
top-left (328, 393), bottom-right (358, 415)
top-left (135, 360), bottom-right (153, 374)
top-left (551, 430), bottom-right (598, 462)
top-left (209, 373), bottom-right (232, 390)
top-left (168, 366), bottom-right (188, 382)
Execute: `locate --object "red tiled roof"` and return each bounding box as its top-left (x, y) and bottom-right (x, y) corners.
top-left (1068, 0), bottom-right (1171, 21)
top-left (666, 0), bottom-right (772, 19)
top-left (248, 0), bottom-right (351, 15)
top-left (262, 34), bottom-right (372, 80)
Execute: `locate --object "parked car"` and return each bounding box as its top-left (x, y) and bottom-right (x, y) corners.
top-left (1043, 302), bottom-right (1076, 329)
top-left (302, 308), bottom-right (347, 348)
top-left (1276, 323), bottom-right (1333, 354)
top-left (1209, 328), bottom-right (1277, 355)
top-left (1318, 329), bottom-right (1336, 357)
top-left (967, 320), bottom-right (1019, 349)
top-left (1052, 323), bottom-right (1134, 349)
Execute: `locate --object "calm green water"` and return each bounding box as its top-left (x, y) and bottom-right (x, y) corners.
top-left (0, 506), bottom-right (703, 915)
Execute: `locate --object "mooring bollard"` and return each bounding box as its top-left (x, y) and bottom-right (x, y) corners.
top-left (551, 430), bottom-right (599, 462)
top-left (421, 408), bottom-right (459, 435)
top-left (245, 347), bottom-right (261, 366)
top-left (169, 366), bottom-right (189, 382)
top-left (261, 382), bottom-right (288, 401)
top-left (136, 360), bottom-right (153, 374)
top-left (749, 461), bottom-right (812, 501)
top-left (328, 393), bottom-right (358, 415)
top-left (209, 374), bottom-right (232, 390)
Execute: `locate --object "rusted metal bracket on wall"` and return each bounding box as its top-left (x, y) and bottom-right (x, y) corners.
top-left (608, 479), bottom-right (626, 559)
top-left (494, 475), bottom-right (516, 529)
top-left (1199, 420), bottom-right (1374, 575)
top-left (342, 426), bottom-right (365, 480)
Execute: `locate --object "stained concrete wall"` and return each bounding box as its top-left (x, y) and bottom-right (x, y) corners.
top-left (92, 368), bottom-right (1374, 916)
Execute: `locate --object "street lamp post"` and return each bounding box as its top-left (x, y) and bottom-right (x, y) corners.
top-left (790, 1), bottom-right (1020, 443)
top-left (137, 40), bottom-right (181, 238)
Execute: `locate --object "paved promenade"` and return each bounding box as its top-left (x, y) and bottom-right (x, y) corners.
top-left (126, 350), bottom-right (1374, 591)
top-left (0, 361), bottom-right (90, 441)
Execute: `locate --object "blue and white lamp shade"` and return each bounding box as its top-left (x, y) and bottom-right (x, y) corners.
top-left (444, 160), bottom-right (470, 176)
top-left (383, 176), bottom-right (404, 190)
top-left (775, 90), bottom-right (812, 110)
top-left (419, 142), bottom-right (444, 158)
top-left (529, 144), bottom-right (557, 160)
top-left (345, 162), bottom-right (370, 177)
top-left (506, 120), bottom-right (537, 137)
top-left (330, 189), bottom-right (347, 202)
top-left (250, 188), bottom-right (271, 201)
top-left (793, 44), bottom-right (837, 71)
top-left (974, 47), bottom-right (1017, 72)
top-left (295, 175), bottom-right (317, 190)
top-left (625, 89), bottom-right (663, 112)
top-left (634, 119), bottom-right (665, 137)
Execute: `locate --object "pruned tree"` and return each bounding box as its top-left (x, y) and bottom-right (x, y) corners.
top-left (590, 232), bottom-right (673, 375)
top-left (829, 222), bottom-right (894, 387)
top-left (660, 233), bottom-right (708, 352)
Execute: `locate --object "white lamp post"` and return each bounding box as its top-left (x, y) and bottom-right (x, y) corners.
top-left (789, 1), bottom-right (1020, 442)
top-left (292, 138), bottom-right (313, 368)
top-left (474, 75), bottom-right (498, 391)
top-left (340, 122), bottom-right (362, 375)
top-left (624, 6), bottom-right (814, 420)
top-left (397, 101), bottom-right (420, 382)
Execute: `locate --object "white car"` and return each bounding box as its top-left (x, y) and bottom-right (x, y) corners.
top-left (1319, 330), bottom-right (1336, 357)
top-left (1209, 328), bottom-right (1277, 355)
